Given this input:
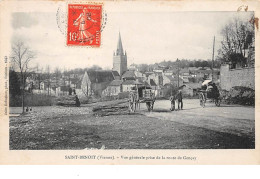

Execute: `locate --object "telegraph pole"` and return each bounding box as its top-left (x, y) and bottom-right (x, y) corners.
top-left (212, 36), bottom-right (215, 81)
top-left (177, 58), bottom-right (179, 88)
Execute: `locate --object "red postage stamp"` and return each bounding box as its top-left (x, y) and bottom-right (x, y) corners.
top-left (67, 4), bottom-right (102, 47)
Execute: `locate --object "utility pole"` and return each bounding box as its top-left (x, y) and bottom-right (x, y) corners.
top-left (212, 36), bottom-right (215, 81)
top-left (177, 58), bottom-right (180, 88)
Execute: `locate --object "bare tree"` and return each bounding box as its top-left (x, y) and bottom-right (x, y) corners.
top-left (54, 67), bottom-right (61, 87)
top-left (10, 41), bottom-right (36, 113)
top-left (218, 17), bottom-right (254, 67)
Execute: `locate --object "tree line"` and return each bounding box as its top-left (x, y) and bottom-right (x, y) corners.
top-left (133, 59), bottom-right (221, 73)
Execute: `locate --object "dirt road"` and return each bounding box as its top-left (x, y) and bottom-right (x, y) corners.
top-left (9, 99), bottom-right (255, 149)
top-left (142, 99), bottom-right (255, 138)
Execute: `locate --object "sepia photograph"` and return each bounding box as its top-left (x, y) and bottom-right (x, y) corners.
top-left (0, 0), bottom-right (259, 164)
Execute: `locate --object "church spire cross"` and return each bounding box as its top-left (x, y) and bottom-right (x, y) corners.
top-left (117, 32), bottom-right (124, 55)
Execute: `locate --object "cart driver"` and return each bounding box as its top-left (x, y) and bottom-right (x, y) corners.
top-left (211, 83), bottom-right (220, 98)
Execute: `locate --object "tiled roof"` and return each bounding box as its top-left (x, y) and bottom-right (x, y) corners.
top-left (150, 79), bottom-right (157, 86)
top-left (109, 80), bottom-right (123, 86)
top-left (87, 70), bottom-right (115, 83)
top-left (122, 70), bottom-right (136, 78)
top-left (164, 75), bottom-right (175, 81)
top-left (122, 80), bottom-right (136, 85)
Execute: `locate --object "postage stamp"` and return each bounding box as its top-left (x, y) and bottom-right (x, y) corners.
top-left (67, 4), bottom-right (102, 47)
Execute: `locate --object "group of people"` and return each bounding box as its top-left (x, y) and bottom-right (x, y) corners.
top-left (169, 89), bottom-right (183, 111)
top-left (169, 80), bottom-right (220, 111)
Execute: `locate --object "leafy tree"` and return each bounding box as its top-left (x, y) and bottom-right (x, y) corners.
top-left (201, 61), bottom-right (209, 68)
top-left (138, 64), bottom-right (149, 73)
top-left (88, 65), bottom-right (102, 71)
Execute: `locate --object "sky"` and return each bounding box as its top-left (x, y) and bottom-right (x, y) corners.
top-left (11, 7), bottom-right (253, 72)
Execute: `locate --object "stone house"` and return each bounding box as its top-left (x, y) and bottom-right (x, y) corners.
top-left (81, 70), bottom-right (119, 97)
top-left (102, 80), bottom-right (123, 97)
top-left (122, 80), bottom-right (137, 92)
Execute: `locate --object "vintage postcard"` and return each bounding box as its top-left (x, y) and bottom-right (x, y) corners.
top-left (0, 0), bottom-right (259, 164)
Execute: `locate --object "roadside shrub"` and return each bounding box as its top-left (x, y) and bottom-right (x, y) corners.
top-left (220, 86), bottom-right (255, 106)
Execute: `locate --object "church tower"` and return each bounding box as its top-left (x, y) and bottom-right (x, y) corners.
top-left (113, 32), bottom-right (127, 76)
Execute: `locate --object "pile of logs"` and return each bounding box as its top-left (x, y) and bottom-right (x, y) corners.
top-left (56, 95), bottom-right (77, 106)
top-left (92, 104), bottom-right (128, 117)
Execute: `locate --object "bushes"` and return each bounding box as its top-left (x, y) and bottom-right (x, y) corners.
top-left (10, 93), bottom-right (55, 107)
top-left (220, 86), bottom-right (255, 106)
top-left (55, 95), bottom-right (77, 106)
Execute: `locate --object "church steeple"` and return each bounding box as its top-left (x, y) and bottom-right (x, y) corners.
top-left (116, 32), bottom-right (124, 55)
top-left (113, 32), bottom-right (127, 76)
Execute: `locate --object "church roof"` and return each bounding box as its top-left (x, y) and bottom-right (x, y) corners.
top-left (87, 70), bottom-right (115, 83)
top-left (112, 71), bottom-right (120, 77)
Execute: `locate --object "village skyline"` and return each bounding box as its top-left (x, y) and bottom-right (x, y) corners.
top-left (11, 9), bottom-right (254, 71)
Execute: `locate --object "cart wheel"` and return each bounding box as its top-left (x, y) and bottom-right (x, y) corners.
top-left (146, 102), bottom-right (151, 112)
top-left (129, 101), bottom-right (135, 112)
top-left (215, 98), bottom-right (221, 107)
top-left (128, 102), bottom-right (132, 112)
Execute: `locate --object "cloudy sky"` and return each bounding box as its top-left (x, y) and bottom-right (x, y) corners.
top-left (11, 4), bottom-right (253, 71)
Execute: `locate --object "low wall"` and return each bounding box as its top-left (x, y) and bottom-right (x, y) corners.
top-left (220, 65), bottom-right (255, 90)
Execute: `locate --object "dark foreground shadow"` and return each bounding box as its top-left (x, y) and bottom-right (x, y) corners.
top-left (152, 109), bottom-right (171, 113)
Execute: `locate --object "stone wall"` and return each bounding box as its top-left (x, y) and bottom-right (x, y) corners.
top-left (220, 64), bottom-right (255, 90)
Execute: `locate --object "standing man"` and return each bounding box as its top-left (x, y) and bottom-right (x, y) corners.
top-left (176, 89), bottom-right (183, 110)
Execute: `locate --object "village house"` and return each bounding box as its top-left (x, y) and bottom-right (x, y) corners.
top-left (162, 74), bottom-right (175, 86)
top-left (102, 80), bottom-right (123, 97)
top-left (147, 72), bottom-right (163, 87)
top-left (179, 68), bottom-right (190, 83)
top-left (182, 82), bottom-right (202, 97)
top-left (81, 70), bottom-right (120, 97)
top-left (148, 79), bottom-right (164, 97)
top-left (122, 80), bottom-right (138, 92)
top-left (121, 70), bottom-right (136, 81)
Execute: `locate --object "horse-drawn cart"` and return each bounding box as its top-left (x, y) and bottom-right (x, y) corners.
top-left (199, 80), bottom-right (221, 107)
top-left (128, 85), bottom-right (155, 112)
